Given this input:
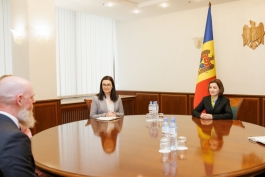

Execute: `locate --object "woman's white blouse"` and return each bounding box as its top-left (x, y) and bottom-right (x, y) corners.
top-left (106, 99), bottom-right (114, 112)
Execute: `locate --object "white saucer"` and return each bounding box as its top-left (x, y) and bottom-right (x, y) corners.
top-left (158, 149), bottom-right (171, 153)
top-left (177, 147), bottom-right (188, 150)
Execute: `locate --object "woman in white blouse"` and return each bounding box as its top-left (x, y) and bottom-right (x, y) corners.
top-left (90, 76), bottom-right (124, 118)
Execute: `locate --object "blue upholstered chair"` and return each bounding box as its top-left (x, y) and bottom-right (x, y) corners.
top-left (229, 98), bottom-right (244, 120)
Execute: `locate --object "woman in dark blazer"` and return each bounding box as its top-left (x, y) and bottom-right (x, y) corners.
top-left (192, 79), bottom-right (233, 120)
top-left (90, 76), bottom-right (124, 118)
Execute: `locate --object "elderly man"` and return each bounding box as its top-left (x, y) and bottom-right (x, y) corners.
top-left (0, 76), bottom-right (37, 176)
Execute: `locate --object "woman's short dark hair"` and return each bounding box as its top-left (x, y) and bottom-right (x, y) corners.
top-left (97, 76), bottom-right (118, 101)
top-left (208, 79), bottom-right (224, 96)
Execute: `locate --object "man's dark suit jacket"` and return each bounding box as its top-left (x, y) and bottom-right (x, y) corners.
top-left (192, 95), bottom-right (233, 120)
top-left (0, 113), bottom-right (37, 177)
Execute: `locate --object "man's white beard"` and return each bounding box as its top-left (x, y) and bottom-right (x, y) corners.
top-left (18, 106), bottom-right (36, 128)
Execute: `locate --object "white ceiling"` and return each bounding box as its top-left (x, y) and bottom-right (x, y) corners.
top-left (55, 0), bottom-right (240, 21)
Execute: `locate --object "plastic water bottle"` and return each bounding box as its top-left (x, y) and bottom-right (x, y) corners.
top-left (161, 117), bottom-right (169, 138)
top-left (154, 101), bottom-right (159, 113)
top-left (169, 117), bottom-right (177, 150)
top-left (149, 101), bottom-right (153, 114)
top-left (153, 101), bottom-right (159, 119)
top-left (160, 117), bottom-right (170, 151)
top-left (156, 101), bottom-right (159, 114)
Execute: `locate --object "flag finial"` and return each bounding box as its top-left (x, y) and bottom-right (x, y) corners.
top-left (209, 2), bottom-right (211, 6)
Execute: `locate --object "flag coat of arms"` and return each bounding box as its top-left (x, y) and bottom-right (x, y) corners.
top-left (194, 3), bottom-right (216, 108)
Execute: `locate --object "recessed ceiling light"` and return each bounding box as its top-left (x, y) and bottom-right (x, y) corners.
top-left (103, 2), bottom-right (113, 7)
top-left (134, 9), bottom-right (139, 14)
top-left (161, 3), bottom-right (168, 8)
top-left (107, 2), bottom-right (113, 7)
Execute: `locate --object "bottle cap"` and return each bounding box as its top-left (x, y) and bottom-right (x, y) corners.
top-left (164, 117), bottom-right (168, 122)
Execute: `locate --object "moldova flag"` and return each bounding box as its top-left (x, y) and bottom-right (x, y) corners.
top-left (193, 3), bottom-right (216, 108)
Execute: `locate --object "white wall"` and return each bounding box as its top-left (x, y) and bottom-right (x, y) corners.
top-left (10, 0), bottom-right (30, 80)
top-left (116, 0), bottom-right (265, 95)
top-left (10, 0), bottom-right (57, 100)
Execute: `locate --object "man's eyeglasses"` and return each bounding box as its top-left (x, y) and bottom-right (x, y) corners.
top-left (102, 84), bottom-right (112, 88)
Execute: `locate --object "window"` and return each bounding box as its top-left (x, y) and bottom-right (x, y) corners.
top-left (56, 7), bottom-right (116, 97)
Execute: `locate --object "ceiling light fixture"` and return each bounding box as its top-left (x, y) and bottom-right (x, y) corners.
top-left (112, 0), bottom-right (170, 8)
top-left (134, 9), bottom-right (139, 14)
top-left (161, 3), bottom-right (168, 8)
top-left (112, 0), bottom-right (136, 7)
top-left (103, 2), bottom-right (114, 7)
top-left (138, 0), bottom-right (170, 8)
top-left (107, 2), bottom-right (113, 7)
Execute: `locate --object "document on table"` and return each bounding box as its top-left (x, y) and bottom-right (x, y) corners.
top-left (96, 117), bottom-right (120, 121)
top-left (248, 136), bottom-right (265, 145)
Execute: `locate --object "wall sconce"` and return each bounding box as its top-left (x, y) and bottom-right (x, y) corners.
top-left (193, 37), bottom-right (203, 49)
top-left (36, 29), bottom-right (51, 44)
top-left (10, 29), bottom-right (24, 45)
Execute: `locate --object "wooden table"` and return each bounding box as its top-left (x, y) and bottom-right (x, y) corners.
top-left (31, 115), bottom-right (265, 177)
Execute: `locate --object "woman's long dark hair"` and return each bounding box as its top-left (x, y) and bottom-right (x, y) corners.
top-left (97, 76), bottom-right (118, 101)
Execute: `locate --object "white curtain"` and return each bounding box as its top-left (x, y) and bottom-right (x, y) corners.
top-left (56, 7), bottom-right (116, 97)
top-left (0, 0), bottom-right (12, 76)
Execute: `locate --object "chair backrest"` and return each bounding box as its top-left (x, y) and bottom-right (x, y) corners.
top-left (84, 99), bottom-right (92, 114)
top-left (229, 98), bottom-right (244, 120)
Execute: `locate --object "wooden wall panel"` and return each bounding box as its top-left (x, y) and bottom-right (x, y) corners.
top-left (122, 97), bottom-right (135, 115)
top-left (160, 94), bottom-right (187, 115)
top-left (262, 98), bottom-right (265, 127)
top-left (33, 99), bottom-right (61, 135)
top-left (188, 95), bottom-right (194, 115)
top-left (232, 98), bottom-right (260, 125)
top-left (136, 93), bottom-right (159, 114)
top-left (117, 91), bottom-right (137, 95)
